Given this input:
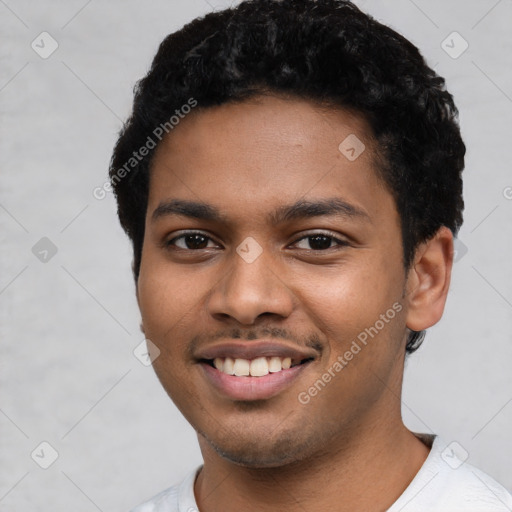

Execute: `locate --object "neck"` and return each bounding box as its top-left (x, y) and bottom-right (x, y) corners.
top-left (194, 418), bottom-right (430, 512)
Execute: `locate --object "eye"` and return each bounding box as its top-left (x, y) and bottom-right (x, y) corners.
top-left (292, 232), bottom-right (349, 251)
top-left (164, 231), bottom-right (349, 252)
top-left (166, 231), bottom-right (219, 250)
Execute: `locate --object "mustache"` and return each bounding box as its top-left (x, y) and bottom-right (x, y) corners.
top-left (187, 326), bottom-right (323, 357)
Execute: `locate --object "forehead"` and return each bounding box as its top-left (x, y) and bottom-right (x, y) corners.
top-left (153, 94), bottom-right (377, 165)
top-left (147, 95), bottom-right (393, 224)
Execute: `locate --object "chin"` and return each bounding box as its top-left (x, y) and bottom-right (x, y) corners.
top-left (200, 427), bottom-right (315, 469)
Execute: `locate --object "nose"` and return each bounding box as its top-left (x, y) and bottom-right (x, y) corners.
top-left (206, 244), bottom-right (295, 325)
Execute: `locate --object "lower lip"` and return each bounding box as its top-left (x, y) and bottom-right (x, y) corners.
top-left (199, 362), bottom-right (311, 401)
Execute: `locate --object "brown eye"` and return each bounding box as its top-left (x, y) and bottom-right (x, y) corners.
top-left (293, 233), bottom-right (348, 251)
top-left (167, 232), bottom-right (217, 250)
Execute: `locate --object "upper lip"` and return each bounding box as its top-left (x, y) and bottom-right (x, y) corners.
top-left (195, 341), bottom-right (318, 364)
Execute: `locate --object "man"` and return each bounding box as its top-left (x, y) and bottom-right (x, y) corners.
top-left (109, 0), bottom-right (512, 510)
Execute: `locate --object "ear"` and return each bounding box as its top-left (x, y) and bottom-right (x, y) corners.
top-left (134, 266), bottom-right (145, 334)
top-left (405, 226), bottom-right (454, 332)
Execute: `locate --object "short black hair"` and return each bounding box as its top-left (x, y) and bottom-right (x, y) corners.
top-left (109, 0), bottom-right (465, 354)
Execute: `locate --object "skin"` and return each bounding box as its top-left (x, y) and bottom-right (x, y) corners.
top-left (136, 94), bottom-right (453, 511)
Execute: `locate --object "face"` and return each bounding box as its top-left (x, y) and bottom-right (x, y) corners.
top-left (137, 95), bottom-right (411, 468)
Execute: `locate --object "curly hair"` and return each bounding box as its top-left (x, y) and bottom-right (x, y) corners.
top-left (109, 0), bottom-right (465, 354)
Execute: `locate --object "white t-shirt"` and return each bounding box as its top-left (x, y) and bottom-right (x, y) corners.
top-left (131, 434), bottom-right (512, 511)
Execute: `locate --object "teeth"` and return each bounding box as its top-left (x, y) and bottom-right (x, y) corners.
top-left (212, 356), bottom-right (297, 377)
top-left (233, 358), bottom-right (250, 376)
top-left (250, 357), bottom-right (269, 377)
top-left (223, 357), bottom-right (235, 375)
top-left (268, 356), bottom-right (282, 373)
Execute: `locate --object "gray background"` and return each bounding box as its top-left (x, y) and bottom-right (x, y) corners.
top-left (1, 0), bottom-right (511, 510)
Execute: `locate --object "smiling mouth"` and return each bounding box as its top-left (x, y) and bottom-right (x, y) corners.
top-left (201, 356), bottom-right (314, 377)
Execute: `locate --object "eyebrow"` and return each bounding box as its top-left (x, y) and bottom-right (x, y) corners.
top-left (151, 197), bottom-right (370, 224)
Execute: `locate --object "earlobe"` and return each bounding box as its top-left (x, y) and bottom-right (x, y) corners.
top-left (134, 277), bottom-right (145, 334)
top-left (405, 226), bottom-right (454, 332)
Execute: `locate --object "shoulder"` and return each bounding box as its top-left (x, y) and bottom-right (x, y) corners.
top-left (130, 466), bottom-right (201, 512)
top-left (434, 461), bottom-right (512, 511)
top-left (389, 435), bottom-right (512, 511)
top-left (130, 486), bottom-right (179, 512)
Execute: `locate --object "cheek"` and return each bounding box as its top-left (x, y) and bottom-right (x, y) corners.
top-left (137, 270), bottom-right (174, 333)
top-left (294, 254), bottom-right (405, 354)
top-left (136, 261), bottom-right (202, 402)
top-left (299, 257), bottom-right (398, 318)
top-left (137, 257), bottom-right (197, 353)
top-left (137, 250), bottom-right (208, 327)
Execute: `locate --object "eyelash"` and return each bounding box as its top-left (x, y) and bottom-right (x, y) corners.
top-left (164, 230), bottom-right (349, 252)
